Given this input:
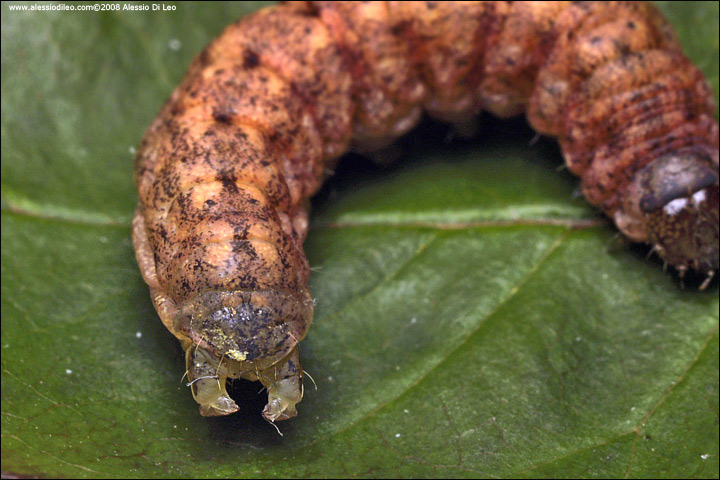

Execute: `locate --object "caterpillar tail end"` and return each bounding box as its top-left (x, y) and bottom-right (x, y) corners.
top-left (175, 289), bottom-right (312, 420)
top-left (185, 342), bottom-right (304, 421)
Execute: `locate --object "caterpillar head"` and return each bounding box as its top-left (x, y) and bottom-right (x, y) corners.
top-left (636, 150), bottom-right (719, 286)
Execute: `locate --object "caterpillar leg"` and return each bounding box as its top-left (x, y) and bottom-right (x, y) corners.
top-left (257, 346), bottom-right (304, 422)
top-left (185, 345), bottom-right (239, 417)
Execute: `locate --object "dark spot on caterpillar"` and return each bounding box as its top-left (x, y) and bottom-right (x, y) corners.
top-left (230, 239), bottom-right (258, 259)
top-left (243, 49), bottom-right (260, 69)
top-left (192, 258), bottom-right (205, 274)
top-left (211, 108), bottom-right (234, 124)
top-left (197, 49), bottom-right (210, 67)
top-left (157, 224), bottom-right (168, 241)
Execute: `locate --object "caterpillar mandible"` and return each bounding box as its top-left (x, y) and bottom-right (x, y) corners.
top-left (132, 1), bottom-right (719, 422)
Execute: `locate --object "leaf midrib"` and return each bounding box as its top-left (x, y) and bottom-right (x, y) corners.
top-left (1, 195), bottom-right (605, 231)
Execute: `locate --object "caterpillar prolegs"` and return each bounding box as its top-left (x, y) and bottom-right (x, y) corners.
top-left (132, 1), bottom-right (719, 421)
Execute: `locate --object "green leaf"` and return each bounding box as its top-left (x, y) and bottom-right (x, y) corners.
top-left (2, 1), bottom-right (718, 478)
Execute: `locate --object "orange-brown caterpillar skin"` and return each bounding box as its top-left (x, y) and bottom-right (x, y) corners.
top-left (133, 1), bottom-right (719, 420)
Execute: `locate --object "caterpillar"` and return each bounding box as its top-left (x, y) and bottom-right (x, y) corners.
top-left (132, 1), bottom-right (719, 422)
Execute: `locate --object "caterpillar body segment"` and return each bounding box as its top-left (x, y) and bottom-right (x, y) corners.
top-left (133, 1), bottom-right (719, 420)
